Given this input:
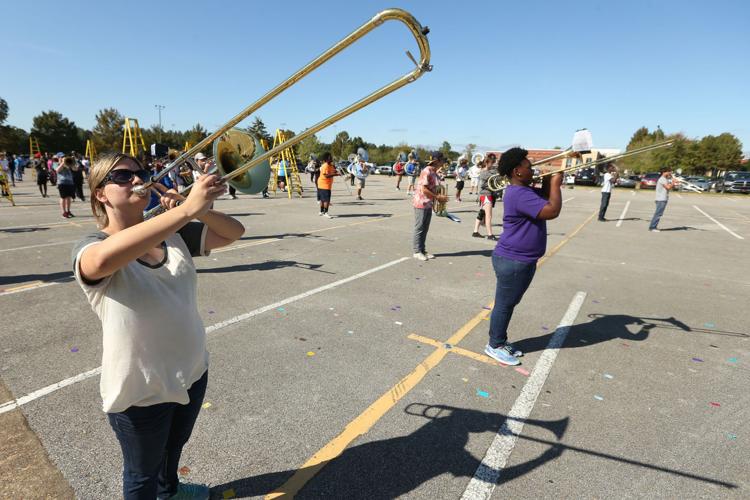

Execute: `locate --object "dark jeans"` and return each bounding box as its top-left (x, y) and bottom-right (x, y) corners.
top-left (598, 192), bottom-right (611, 220)
top-left (489, 254), bottom-right (537, 348)
top-left (108, 371), bottom-right (208, 500)
top-left (413, 207), bottom-right (432, 254)
top-left (649, 200), bottom-right (668, 230)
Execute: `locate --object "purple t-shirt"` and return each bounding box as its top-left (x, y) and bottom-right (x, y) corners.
top-left (494, 185), bottom-right (549, 263)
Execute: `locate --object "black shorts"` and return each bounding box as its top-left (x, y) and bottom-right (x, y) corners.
top-left (455, 180), bottom-right (465, 190)
top-left (317, 188), bottom-right (331, 202)
top-left (58, 184), bottom-right (75, 198)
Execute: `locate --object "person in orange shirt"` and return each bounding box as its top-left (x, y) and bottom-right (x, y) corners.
top-left (317, 152), bottom-right (339, 218)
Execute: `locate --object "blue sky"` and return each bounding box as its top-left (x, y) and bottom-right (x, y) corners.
top-left (2, 0), bottom-right (748, 153)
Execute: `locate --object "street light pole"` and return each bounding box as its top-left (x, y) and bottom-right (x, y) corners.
top-left (154, 104), bottom-right (165, 142)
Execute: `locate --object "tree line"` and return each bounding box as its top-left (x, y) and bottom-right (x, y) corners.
top-left (0, 97), bottom-right (744, 173)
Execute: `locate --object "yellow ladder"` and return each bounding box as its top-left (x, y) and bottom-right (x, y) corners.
top-left (85, 139), bottom-right (97, 162)
top-left (122, 118), bottom-right (146, 156)
top-left (272, 129), bottom-right (303, 198)
top-left (29, 136), bottom-right (41, 157)
top-left (184, 141), bottom-right (191, 152)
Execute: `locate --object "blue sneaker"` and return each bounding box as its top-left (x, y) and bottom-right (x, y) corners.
top-left (485, 344), bottom-right (520, 366)
top-left (167, 482), bottom-right (210, 500)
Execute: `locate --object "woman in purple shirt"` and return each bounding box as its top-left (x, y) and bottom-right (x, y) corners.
top-left (484, 148), bottom-right (563, 366)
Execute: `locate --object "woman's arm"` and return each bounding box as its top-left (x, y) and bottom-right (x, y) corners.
top-left (197, 210), bottom-right (245, 250)
top-left (79, 175), bottom-right (225, 281)
top-left (537, 174), bottom-right (563, 220)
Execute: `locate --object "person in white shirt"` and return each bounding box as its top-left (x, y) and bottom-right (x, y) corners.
top-left (455, 158), bottom-right (468, 201)
top-left (73, 153), bottom-right (244, 499)
top-left (468, 162), bottom-right (481, 195)
top-left (598, 165), bottom-right (618, 221)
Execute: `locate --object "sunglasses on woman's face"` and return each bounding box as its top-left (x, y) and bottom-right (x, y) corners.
top-left (100, 168), bottom-right (151, 187)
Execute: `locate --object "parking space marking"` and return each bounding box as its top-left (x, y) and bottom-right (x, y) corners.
top-left (562, 197), bottom-right (576, 204)
top-left (676, 193), bottom-right (684, 199)
top-left (0, 257), bottom-right (409, 415)
top-left (616, 200), bottom-right (631, 228)
top-left (0, 240), bottom-right (78, 254)
top-left (0, 219), bottom-right (96, 231)
top-left (693, 205), bottom-right (744, 240)
top-left (461, 291), bottom-right (587, 500)
top-left (266, 212), bottom-right (596, 498)
top-left (407, 333), bottom-right (505, 367)
top-left (0, 279), bottom-right (72, 297)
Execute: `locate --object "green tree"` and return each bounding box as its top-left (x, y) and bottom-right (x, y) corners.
top-left (31, 110), bottom-right (81, 153)
top-left (331, 131), bottom-right (351, 160)
top-left (296, 133), bottom-right (322, 162)
top-left (92, 108), bottom-right (125, 154)
top-left (185, 123), bottom-right (209, 151)
top-left (0, 125), bottom-right (29, 153)
top-left (440, 140), bottom-right (452, 160)
top-left (0, 97), bottom-right (8, 125)
top-left (463, 143), bottom-right (476, 161)
top-left (699, 133), bottom-right (742, 172)
top-left (247, 117), bottom-right (272, 145)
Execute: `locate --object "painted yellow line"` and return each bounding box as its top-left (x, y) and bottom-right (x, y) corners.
top-left (1, 281), bottom-right (43, 293)
top-left (407, 333), bottom-right (503, 367)
top-left (214, 214), bottom-right (407, 254)
top-left (265, 210), bottom-right (597, 498)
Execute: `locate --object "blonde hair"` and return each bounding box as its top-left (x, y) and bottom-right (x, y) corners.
top-left (88, 153), bottom-right (143, 229)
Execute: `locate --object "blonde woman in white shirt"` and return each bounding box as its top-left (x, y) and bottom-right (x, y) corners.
top-left (72, 153), bottom-right (244, 499)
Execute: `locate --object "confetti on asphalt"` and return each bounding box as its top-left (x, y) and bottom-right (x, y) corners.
top-left (462, 378), bottom-right (468, 382)
top-left (443, 343), bottom-right (453, 349)
top-left (515, 367), bottom-right (530, 376)
top-left (208, 310), bottom-right (215, 314)
top-left (277, 307), bottom-right (285, 312)
top-left (541, 326), bottom-right (549, 331)
top-left (709, 344), bottom-right (719, 348)
top-left (692, 357), bottom-right (704, 362)
top-left (178, 466), bottom-right (190, 476)
top-left (202, 402), bottom-right (212, 409)
top-left (70, 347), bottom-right (79, 353)
top-left (394, 321), bottom-right (403, 326)
top-left (594, 395), bottom-right (604, 401)
top-left (704, 322), bottom-right (715, 328)
top-left (482, 306), bottom-right (492, 310)
top-left (347, 330), bottom-right (354, 335)
top-left (307, 351), bottom-right (316, 357)
top-left (603, 373), bottom-right (614, 379)
top-left (728, 357), bottom-right (738, 363)
top-left (710, 402), bottom-right (721, 407)
top-left (476, 389), bottom-right (489, 398)
top-left (334, 313), bottom-right (339, 317)
top-left (222, 489), bottom-right (236, 499)
top-left (592, 300), bottom-right (600, 304)
top-left (329, 307), bottom-right (334, 310)
top-left (726, 433), bottom-right (737, 440)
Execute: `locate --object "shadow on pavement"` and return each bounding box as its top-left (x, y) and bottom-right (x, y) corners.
top-left (238, 233), bottom-right (326, 242)
top-left (0, 271), bottom-right (73, 287)
top-left (330, 213), bottom-right (393, 218)
top-left (0, 227), bottom-right (51, 233)
top-left (197, 260), bottom-right (334, 275)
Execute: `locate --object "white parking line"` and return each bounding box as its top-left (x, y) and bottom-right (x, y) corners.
top-left (461, 291), bottom-right (587, 500)
top-left (631, 191), bottom-right (636, 197)
top-left (693, 205), bottom-right (744, 240)
top-left (562, 197), bottom-right (576, 204)
top-left (0, 240), bottom-right (77, 254)
top-left (616, 200), bottom-right (631, 228)
top-left (0, 257), bottom-right (409, 415)
top-left (676, 193), bottom-right (684, 199)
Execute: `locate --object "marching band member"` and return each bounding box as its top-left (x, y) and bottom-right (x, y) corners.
top-left (393, 155), bottom-right (405, 190)
top-left (484, 147), bottom-right (562, 366)
top-left (72, 153), bottom-right (244, 499)
top-left (404, 152), bottom-right (420, 196)
top-left (471, 153), bottom-right (498, 240)
top-left (648, 166), bottom-right (679, 232)
top-left (455, 157), bottom-right (468, 202)
top-left (354, 155), bottom-right (370, 200)
top-left (598, 164), bottom-right (618, 221)
top-left (468, 159), bottom-right (481, 195)
top-left (412, 151), bottom-right (448, 261)
top-left (317, 152), bottom-right (339, 218)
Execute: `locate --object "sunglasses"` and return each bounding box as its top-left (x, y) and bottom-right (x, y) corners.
top-left (100, 168), bottom-right (151, 187)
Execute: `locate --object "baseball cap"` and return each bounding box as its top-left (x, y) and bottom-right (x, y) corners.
top-left (194, 153), bottom-right (207, 161)
top-left (427, 151), bottom-right (445, 165)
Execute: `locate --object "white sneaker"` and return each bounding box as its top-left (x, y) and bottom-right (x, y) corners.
top-left (413, 253), bottom-right (428, 261)
top-left (425, 253), bottom-right (435, 259)
top-left (323, 213), bottom-right (332, 219)
top-left (650, 228), bottom-right (660, 232)
top-left (318, 212), bottom-right (324, 216)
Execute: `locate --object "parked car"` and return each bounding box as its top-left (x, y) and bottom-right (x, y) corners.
top-left (615, 175), bottom-right (638, 188)
top-left (640, 172), bottom-right (661, 189)
top-left (444, 163), bottom-right (457, 178)
top-left (679, 176), bottom-right (712, 192)
top-left (574, 167), bottom-right (598, 185)
top-left (374, 165), bottom-right (392, 175)
top-left (715, 171), bottom-right (750, 194)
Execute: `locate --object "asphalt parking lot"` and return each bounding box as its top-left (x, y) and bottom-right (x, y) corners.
top-left (1, 175), bottom-right (748, 499)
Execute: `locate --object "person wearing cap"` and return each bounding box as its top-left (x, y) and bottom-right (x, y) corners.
top-left (193, 153), bottom-right (209, 180)
top-left (648, 166), bottom-right (679, 232)
top-left (353, 155), bottom-right (369, 200)
top-left (412, 151), bottom-right (448, 261)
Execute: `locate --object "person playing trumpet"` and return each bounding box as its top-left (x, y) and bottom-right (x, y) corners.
top-left (598, 164), bottom-right (618, 221)
top-left (72, 153), bottom-right (244, 499)
top-left (648, 166), bottom-right (679, 232)
top-left (484, 147), bottom-right (562, 366)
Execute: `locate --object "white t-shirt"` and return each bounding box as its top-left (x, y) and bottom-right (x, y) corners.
top-left (601, 172), bottom-right (614, 193)
top-left (73, 222), bottom-right (210, 413)
top-left (469, 165), bottom-right (481, 181)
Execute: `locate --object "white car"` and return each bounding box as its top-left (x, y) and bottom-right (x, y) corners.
top-left (374, 165), bottom-right (392, 175)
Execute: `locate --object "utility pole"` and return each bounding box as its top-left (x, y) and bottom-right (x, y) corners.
top-left (154, 104), bottom-right (165, 142)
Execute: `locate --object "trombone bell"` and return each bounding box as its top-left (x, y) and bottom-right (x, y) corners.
top-left (213, 129), bottom-right (271, 194)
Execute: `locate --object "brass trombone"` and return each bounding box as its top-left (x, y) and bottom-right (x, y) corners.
top-left (137, 8), bottom-right (432, 205)
top-left (487, 140), bottom-right (674, 192)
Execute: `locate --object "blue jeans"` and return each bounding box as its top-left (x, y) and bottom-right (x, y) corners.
top-left (649, 200), bottom-right (668, 230)
top-left (413, 207), bottom-right (432, 254)
top-left (107, 371), bottom-right (208, 500)
top-left (489, 254), bottom-right (537, 348)
top-left (598, 192), bottom-right (611, 220)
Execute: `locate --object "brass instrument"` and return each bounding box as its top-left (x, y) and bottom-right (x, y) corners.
top-left (138, 8), bottom-right (432, 209)
top-left (487, 140), bottom-right (674, 193)
top-left (433, 183), bottom-right (460, 222)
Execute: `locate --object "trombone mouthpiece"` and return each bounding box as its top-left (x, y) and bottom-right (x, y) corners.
top-left (132, 185), bottom-right (149, 197)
